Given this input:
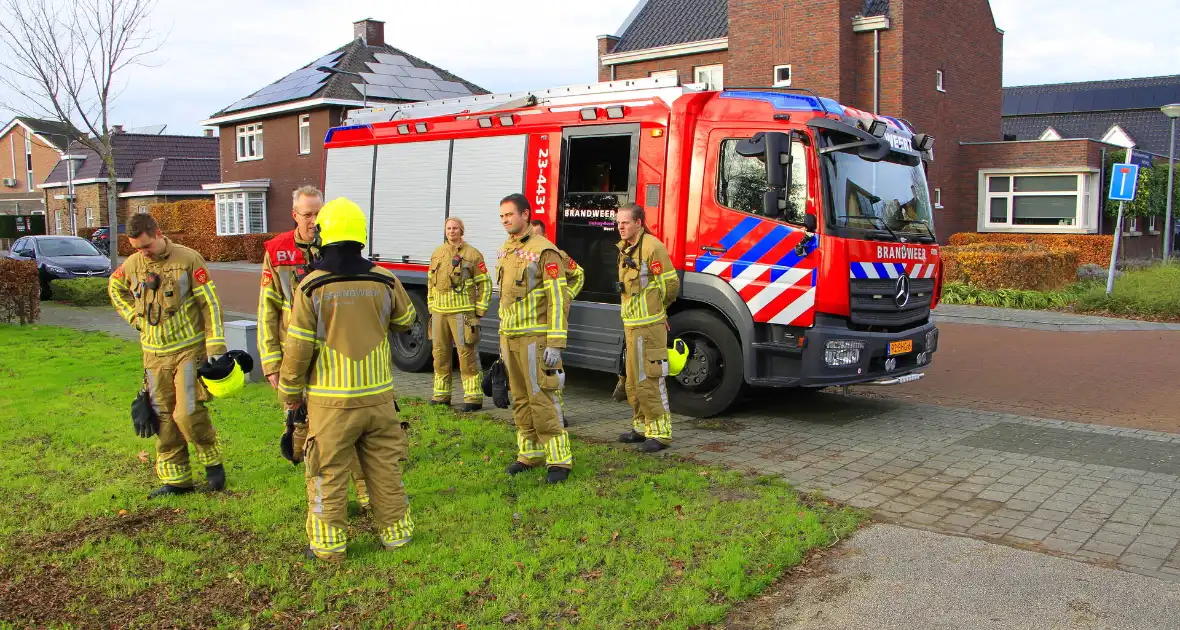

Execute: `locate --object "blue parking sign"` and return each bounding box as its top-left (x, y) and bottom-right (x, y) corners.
top-left (1109, 163), bottom-right (1140, 201)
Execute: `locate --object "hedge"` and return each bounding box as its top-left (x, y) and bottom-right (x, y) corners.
top-left (49, 277), bottom-right (111, 306)
top-left (947, 233), bottom-right (1112, 267)
top-left (150, 199), bottom-right (217, 236)
top-left (116, 232), bottom-right (279, 263)
top-left (942, 242), bottom-right (1079, 291)
top-left (0, 259), bottom-right (40, 324)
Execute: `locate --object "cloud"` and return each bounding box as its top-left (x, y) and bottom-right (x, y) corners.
top-left (2, 0), bottom-right (1178, 134)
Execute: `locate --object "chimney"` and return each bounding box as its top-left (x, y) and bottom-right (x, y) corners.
top-left (353, 18), bottom-right (385, 47)
top-left (203, 129), bottom-right (214, 137)
top-left (112, 124), bottom-right (124, 134)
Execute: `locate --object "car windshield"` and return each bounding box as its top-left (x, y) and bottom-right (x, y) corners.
top-left (38, 238), bottom-right (101, 257)
top-left (821, 141), bottom-right (935, 240)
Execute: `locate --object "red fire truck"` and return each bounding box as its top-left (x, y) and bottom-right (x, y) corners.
top-left (321, 77), bottom-right (942, 417)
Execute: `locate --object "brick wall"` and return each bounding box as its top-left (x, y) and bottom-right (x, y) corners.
top-left (218, 107), bottom-right (346, 233)
top-left (0, 124), bottom-right (60, 210)
top-left (898, 0), bottom-right (1003, 242)
top-left (727, 0), bottom-right (861, 102)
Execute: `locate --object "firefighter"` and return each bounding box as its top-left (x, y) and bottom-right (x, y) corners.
top-left (258, 186), bottom-right (370, 510)
top-left (428, 217), bottom-right (492, 412)
top-left (498, 194), bottom-right (573, 483)
top-left (528, 219), bottom-right (584, 426)
top-left (109, 213), bottom-right (228, 497)
top-left (278, 197), bottom-right (418, 562)
top-left (614, 203), bottom-right (680, 453)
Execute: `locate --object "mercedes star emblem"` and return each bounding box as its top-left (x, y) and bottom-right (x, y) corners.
top-left (894, 274), bottom-right (911, 308)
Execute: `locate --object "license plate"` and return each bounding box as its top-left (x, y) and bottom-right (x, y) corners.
top-left (888, 340), bottom-right (913, 356)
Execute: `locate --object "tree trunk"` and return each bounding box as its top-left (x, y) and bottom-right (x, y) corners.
top-left (105, 156), bottom-right (119, 268)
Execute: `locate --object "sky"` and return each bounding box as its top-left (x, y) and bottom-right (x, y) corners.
top-left (1, 0), bottom-right (1178, 136)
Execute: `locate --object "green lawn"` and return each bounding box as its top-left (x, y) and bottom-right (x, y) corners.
top-left (0, 325), bottom-right (861, 629)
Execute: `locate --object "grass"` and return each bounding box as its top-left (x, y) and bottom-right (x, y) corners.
top-left (0, 325), bottom-right (861, 629)
top-left (1075, 263), bottom-right (1180, 320)
top-left (49, 277), bottom-right (111, 306)
top-left (941, 263), bottom-right (1180, 321)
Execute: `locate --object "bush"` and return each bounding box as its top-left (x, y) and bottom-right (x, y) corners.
top-left (942, 242), bottom-right (1079, 291)
top-left (77, 227), bottom-right (100, 241)
top-left (947, 233), bottom-right (1113, 266)
top-left (1075, 263), bottom-right (1180, 319)
top-left (49, 277), bottom-right (112, 306)
top-left (241, 233), bottom-right (279, 263)
top-left (0, 259), bottom-right (40, 324)
top-left (115, 231), bottom-right (279, 263)
top-left (149, 200), bottom-right (216, 236)
top-left (939, 282), bottom-right (1075, 310)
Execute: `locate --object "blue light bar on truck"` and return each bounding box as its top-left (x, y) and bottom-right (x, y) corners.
top-left (324, 124), bottom-right (373, 144)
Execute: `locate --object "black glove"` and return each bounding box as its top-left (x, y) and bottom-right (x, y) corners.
top-left (280, 406), bottom-right (307, 465)
top-left (131, 386), bottom-right (159, 439)
top-left (485, 358), bottom-right (511, 409)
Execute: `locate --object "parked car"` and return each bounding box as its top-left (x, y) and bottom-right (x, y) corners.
top-left (6, 235), bottom-right (113, 299)
top-left (90, 227), bottom-right (111, 254)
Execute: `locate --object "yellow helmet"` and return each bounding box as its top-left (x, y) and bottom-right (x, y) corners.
top-left (316, 197), bottom-right (368, 248)
top-left (198, 351), bottom-right (254, 398)
top-left (668, 338), bottom-right (690, 376)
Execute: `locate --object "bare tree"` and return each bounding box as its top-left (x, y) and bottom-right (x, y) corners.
top-left (0, 0), bottom-right (163, 266)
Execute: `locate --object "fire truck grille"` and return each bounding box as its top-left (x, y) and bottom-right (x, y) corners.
top-left (849, 277), bottom-right (935, 327)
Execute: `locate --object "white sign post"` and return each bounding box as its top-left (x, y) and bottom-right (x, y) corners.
top-left (1106, 151), bottom-right (1140, 296)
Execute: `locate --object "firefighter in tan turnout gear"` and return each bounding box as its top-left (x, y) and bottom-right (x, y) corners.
top-left (529, 219), bottom-right (584, 426)
top-left (109, 213), bottom-right (229, 497)
top-left (258, 186), bottom-right (370, 509)
top-left (615, 203), bottom-right (680, 453)
top-left (278, 197), bottom-right (418, 562)
top-left (498, 194), bottom-right (574, 483)
top-left (428, 217), bottom-right (492, 412)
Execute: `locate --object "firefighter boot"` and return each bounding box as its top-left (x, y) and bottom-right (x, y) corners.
top-left (546, 466), bottom-right (570, 484)
top-left (205, 464), bottom-right (226, 491)
top-left (637, 438), bottom-right (668, 454)
top-left (459, 402), bottom-right (482, 413)
top-left (506, 461), bottom-right (535, 476)
top-left (618, 430), bottom-right (646, 444)
top-left (149, 484), bottom-right (195, 499)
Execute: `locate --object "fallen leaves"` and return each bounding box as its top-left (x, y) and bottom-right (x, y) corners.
top-left (137, 450), bottom-right (149, 464)
top-left (673, 505), bottom-right (685, 520)
top-left (500, 612), bottom-right (521, 624)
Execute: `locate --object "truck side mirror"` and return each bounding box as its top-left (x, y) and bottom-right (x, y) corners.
top-left (737, 131), bottom-right (793, 219)
top-left (804, 213), bottom-right (817, 233)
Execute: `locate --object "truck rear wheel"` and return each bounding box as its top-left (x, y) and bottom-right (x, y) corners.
top-left (667, 309), bottom-right (744, 418)
top-left (391, 290), bottom-right (432, 373)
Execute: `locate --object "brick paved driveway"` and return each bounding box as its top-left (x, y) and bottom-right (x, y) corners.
top-left (38, 302), bottom-right (1180, 583)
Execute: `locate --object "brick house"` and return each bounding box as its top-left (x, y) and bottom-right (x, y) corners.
top-left (199, 18), bottom-right (488, 237)
top-left (995, 75), bottom-right (1180, 257)
top-left (598, 0), bottom-right (1005, 241)
top-left (38, 131), bottom-right (219, 235)
top-left (0, 117), bottom-right (72, 216)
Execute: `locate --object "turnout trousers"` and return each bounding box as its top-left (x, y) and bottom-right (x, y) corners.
top-left (303, 400), bottom-right (412, 560)
top-left (430, 311), bottom-right (483, 404)
top-left (144, 343), bottom-right (221, 487)
top-left (501, 334), bottom-right (573, 469)
top-left (624, 323), bottom-right (673, 444)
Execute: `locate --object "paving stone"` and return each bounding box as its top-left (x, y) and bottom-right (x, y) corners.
top-left (1007, 526), bottom-right (1052, 542)
top-left (1049, 527), bottom-right (1093, 544)
top-left (902, 511), bottom-right (942, 526)
top-left (1041, 537), bottom-right (1085, 555)
top-left (1120, 554), bottom-right (1166, 572)
top-left (1093, 530), bottom-right (1138, 546)
top-left (1126, 542), bottom-right (1176, 560)
top-left (1082, 539), bottom-right (1127, 557)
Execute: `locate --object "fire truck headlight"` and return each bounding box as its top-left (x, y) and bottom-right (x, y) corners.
top-left (824, 340), bottom-right (864, 367)
top-left (925, 329), bottom-right (939, 353)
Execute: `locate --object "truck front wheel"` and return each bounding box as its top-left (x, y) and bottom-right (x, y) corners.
top-left (391, 290), bottom-right (432, 372)
top-left (667, 309), bottom-right (744, 418)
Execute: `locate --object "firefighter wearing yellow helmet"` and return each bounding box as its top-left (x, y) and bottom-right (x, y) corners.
top-left (278, 197), bottom-right (418, 562)
top-left (108, 213), bottom-right (229, 498)
top-left (614, 203), bottom-right (680, 453)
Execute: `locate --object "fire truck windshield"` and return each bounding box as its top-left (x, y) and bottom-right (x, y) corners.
top-left (821, 146), bottom-right (936, 242)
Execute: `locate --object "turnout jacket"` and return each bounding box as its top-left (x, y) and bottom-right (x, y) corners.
top-left (257, 230), bottom-right (317, 375)
top-left (427, 240), bottom-right (492, 316)
top-left (617, 228), bottom-right (679, 327)
top-left (496, 233), bottom-right (567, 348)
top-left (109, 238), bottom-right (227, 356)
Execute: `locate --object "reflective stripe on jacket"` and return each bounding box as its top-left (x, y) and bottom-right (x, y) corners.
top-left (617, 229), bottom-right (679, 327)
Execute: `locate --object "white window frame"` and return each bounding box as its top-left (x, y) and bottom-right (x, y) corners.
top-left (933, 187), bottom-right (943, 209)
top-left (215, 191), bottom-right (268, 235)
top-left (979, 169), bottom-right (1098, 234)
top-left (1124, 216), bottom-right (1140, 236)
top-left (649, 69), bottom-right (678, 81)
top-left (694, 64), bottom-right (724, 91)
top-left (236, 123), bottom-right (264, 162)
top-left (85, 207), bottom-right (93, 227)
top-left (54, 210), bottom-right (61, 234)
top-left (1149, 215), bottom-right (1159, 234)
top-left (24, 134), bottom-right (33, 192)
top-left (138, 205), bottom-right (148, 214)
top-left (936, 70), bottom-right (945, 93)
top-left (773, 64), bottom-right (792, 87)
top-left (299, 114), bottom-right (311, 155)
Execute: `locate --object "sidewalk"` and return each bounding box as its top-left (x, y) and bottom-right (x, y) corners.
top-left (933, 303), bottom-right (1180, 332)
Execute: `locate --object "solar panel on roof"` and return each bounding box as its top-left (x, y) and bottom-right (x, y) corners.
top-left (361, 72), bottom-right (405, 87)
top-left (366, 62), bottom-right (408, 76)
top-left (1092, 89), bottom-right (1116, 111)
top-left (1001, 93), bottom-right (1021, 116)
top-left (1054, 91), bottom-right (1078, 113)
top-left (1034, 93), bottom-right (1057, 115)
top-left (1127, 86), bottom-right (1155, 109)
top-left (399, 76), bottom-right (437, 90)
top-left (1017, 94), bottom-right (1041, 115)
top-left (358, 84), bottom-right (400, 99)
top-left (403, 66), bottom-right (441, 80)
top-left (1074, 90), bottom-right (1095, 112)
top-left (373, 53), bottom-right (410, 66)
top-left (393, 87), bottom-right (432, 100)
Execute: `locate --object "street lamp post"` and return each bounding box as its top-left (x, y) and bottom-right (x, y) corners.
top-left (318, 66), bottom-right (367, 108)
top-left (1162, 104), bottom-right (1180, 262)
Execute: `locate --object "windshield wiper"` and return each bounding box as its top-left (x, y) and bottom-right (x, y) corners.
top-left (843, 213), bottom-right (899, 241)
top-left (894, 219), bottom-right (936, 242)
